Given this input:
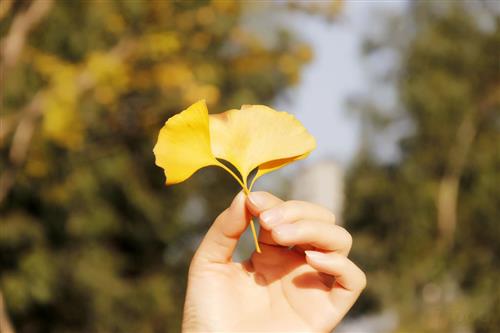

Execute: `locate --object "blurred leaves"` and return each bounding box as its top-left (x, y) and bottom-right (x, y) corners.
top-left (0, 1), bottom-right (313, 332)
top-left (346, 2), bottom-right (500, 332)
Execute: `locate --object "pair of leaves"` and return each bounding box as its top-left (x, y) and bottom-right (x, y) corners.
top-left (153, 100), bottom-right (316, 192)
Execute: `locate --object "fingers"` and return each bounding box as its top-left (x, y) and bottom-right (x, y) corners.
top-left (246, 192), bottom-right (283, 246)
top-left (272, 221), bottom-right (352, 256)
top-left (260, 200), bottom-right (336, 229)
top-left (247, 192), bottom-right (366, 325)
top-left (246, 191), bottom-right (336, 248)
top-left (247, 192), bottom-right (336, 229)
top-left (193, 191), bottom-right (248, 264)
top-left (305, 251), bottom-right (366, 317)
top-left (305, 251), bottom-right (366, 292)
top-left (246, 191), bottom-right (283, 216)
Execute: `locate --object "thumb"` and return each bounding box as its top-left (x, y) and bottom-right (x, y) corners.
top-left (193, 191), bottom-right (249, 264)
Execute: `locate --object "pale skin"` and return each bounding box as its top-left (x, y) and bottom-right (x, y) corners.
top-left (182, 191), bottom-right (367, 332)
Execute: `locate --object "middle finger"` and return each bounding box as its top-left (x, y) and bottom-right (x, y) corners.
top-left (270, 220), bottom-right (353, 256)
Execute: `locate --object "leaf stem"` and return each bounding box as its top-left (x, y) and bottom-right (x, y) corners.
top-left (248, 174), bottom-right (258, 192)
top-left (216, 162), bottom-right (262, 253)
top-left (241, 185), bottom-right (261, 253)
top-left (249, 217), bottom-right (261, 253)
top-left (217, 162), bottom-right (246, 189)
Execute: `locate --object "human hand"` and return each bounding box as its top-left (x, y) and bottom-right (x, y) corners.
top-left (182, 191), bottom-right (366, 332)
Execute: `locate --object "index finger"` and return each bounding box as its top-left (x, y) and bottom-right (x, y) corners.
top-left (246, 191), bottom-right (283, 216)
top-left (246, 192), bottom-right (283, 247)
top-left (247, 192), bottom-right (336, 230)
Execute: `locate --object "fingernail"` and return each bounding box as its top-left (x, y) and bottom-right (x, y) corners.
top-left (273, 224), bottom-right (297, 239)
top-left (305, 250), bottom-right (327, 261)
top-left (260, 209), bottom-right (282, 227)
top-left (248, 192), bottom-right (266, 208)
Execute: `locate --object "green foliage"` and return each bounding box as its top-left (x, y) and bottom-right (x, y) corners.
top-left (0, 1), bottom-right (311, 332)
top-left (345, 2), bottom-right (500, 332)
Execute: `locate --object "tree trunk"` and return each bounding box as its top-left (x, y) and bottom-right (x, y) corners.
top-left (436, 113), bottom-right (477, 248)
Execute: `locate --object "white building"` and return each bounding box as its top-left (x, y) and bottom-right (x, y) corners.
top-left (291, 160), bottom-right (345, 225)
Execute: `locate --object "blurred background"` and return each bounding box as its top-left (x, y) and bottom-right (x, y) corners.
top-left (0, 0), bottom-right (499, 332)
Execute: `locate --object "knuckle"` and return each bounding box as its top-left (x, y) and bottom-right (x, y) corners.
top-left (312, 203), bottom-right (336, 223)
top-left (285, 223), bottom-right (306, 240)
top-left (339, 256), bottom-right (350, 272)
top-left (283, 200), bottom-right (303, 212)
top-left (335, 226), bottom-right (353, 252)
top-left (343, 229), bottom-right (353, 249)
top-left (359, 270), bottom-right (368, 290)
top-left (280, 200), bottom-right (304, 220)
top-left (330, 252), bottom-right (346, 268)
top-left (286, 199), bottom-right (303, 206)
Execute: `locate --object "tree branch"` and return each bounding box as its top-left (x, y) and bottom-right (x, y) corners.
top-left (436, 83), bottom-right (499, 247)
top-left (0, 0), bottom-right (54, 90)
top-left (0, 39), bottom-right (136, 204)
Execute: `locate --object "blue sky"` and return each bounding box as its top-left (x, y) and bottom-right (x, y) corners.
top-left (276, 1), bottom-right (407, 168)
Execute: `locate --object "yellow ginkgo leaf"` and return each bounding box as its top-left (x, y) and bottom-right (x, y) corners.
top-left (153, 100), bottom-right (316, 253)
top-left (153, 100), bottom-right (220, 184)
top-left (209, 104), bottom-right (316, 189)
top-left (249, 153), bottom-right (310, 190)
